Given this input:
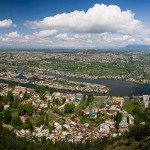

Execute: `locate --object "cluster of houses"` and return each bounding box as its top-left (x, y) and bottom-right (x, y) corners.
top-left (81, 96), bottom-right (135, 138)
top-left (82, 97), bottom-right (124, 119)
top-left (14, 119), bottom-right (99, 142)
top-left (15, 109), bottom-right (134, 142)
top-left (1, 85), bottom-right (29, 97)
top-left (1, 84), bottom-right (149, 143)
top-left (99, 110), bottom-right (134, 138)
top-left (13, 91), bottom-right (135, 142)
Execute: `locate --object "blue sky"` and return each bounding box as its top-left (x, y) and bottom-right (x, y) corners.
top-left (0, 0), bottom-right (150, 48)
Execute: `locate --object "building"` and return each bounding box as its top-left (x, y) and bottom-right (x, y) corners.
top-left (99, 120), bottom-right (116, 138)
top-left (12, 86), bottom-right (27, 96)
top-left (119, 111), bottom-right (134, 133)
top-left (142, 95), bottom-right (150, 108)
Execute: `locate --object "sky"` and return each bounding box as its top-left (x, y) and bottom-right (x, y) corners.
top-left (0, 0), bottom-right (150, 49)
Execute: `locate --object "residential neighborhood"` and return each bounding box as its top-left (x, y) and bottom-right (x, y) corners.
top-left (1, 83), bottom-right (149, 143)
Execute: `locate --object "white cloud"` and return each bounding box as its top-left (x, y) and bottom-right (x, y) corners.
top-left (33, 29), bottom-right (57, 37)
top-left (97, 33), bottom-right (136, 47)
top-left (1, 3), bottom-right (150, 48)
top-left (25, 4), bottom-right (142, 35)
top-left (0, 31), bottom-right (147, 48)
top-left (56, 33), bottom-right (70, 41)
top-left (5, 31), bottom-right (21, 38)
top-left (0, 19), bottom-right (15, 28)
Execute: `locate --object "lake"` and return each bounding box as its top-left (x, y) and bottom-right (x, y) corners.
top-left (47, 72), bottom-right (150, 96)
top-left (0, 71), bottom-right (150, 96)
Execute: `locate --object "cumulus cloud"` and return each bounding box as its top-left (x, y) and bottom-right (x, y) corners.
top-left (33, 29), bottom-right (57, 37)
top-left (0, 19), bottom-right (15, 28)
top-left (5, 31), bottom-right (21, 38)
top-left (1, 3), bottom-right (150, 48)
top-left (0, 31), bottom-right (146, 48)
top-left (97, 33), bottom-right (136, 47)
top-left (56, 33), bottom-right (71, 41)
top-left (25, 4), bottom-right (142, 35)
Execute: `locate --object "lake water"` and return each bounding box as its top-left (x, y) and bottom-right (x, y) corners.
top-left (47, 72), bottom-right (150, 96)
top-left (0, 71), bottom-right (150, 96)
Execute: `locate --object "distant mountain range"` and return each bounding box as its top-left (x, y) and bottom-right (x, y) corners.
top-left (0, 44), bottom-right (150, 52)
top-left (120, 44), bottom-right (150, 51)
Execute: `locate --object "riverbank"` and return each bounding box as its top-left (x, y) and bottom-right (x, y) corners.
top-left (0, 77), bottom-right (150, 96)
top-left (45, 69), bottom-right (150, 84)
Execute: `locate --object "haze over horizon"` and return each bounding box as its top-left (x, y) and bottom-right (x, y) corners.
top-left (0, 0), bottom-right (150, 49)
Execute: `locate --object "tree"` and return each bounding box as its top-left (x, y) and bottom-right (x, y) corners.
top-left (3, 109), bottom-right (12, 124)
top-left (129, 123), bottom-right (150, 141)
top-left (48, 125), bottom-right (55, 133)
top-left (8, 81), bottom-right (15, 87)
top-left (53, 98), bottom-right (61, 106)
top-left (45, 113), bottom-right (49, 126)
top-left (7, 91), bottom-right (14, 101)
top-left (114, 111), bottom-right (122, 131)
top-left (87, 94), bottom-right (94, 103)
top-left (23, 91), bottom-right (30, 100)
top-left (0, 94), bottom-right (2, 101)
top-left (39, 94), bottom-right (46, 101)
top-left (18, 104), bottom-right (34, 116)
top-left (64, 103), bottom-right (75, 114)
top-left (11, 116), bottom-right (22, 127)
top-left (23, 119), bottom-right (33, 131)
top-left (36, 116), bottom-right (45, 127)
top-left (9, 97), bottom-right (20, 109)
top-left (62, 98), bottom-right (66, 104)
top-left (0, 113), bottom-right (3, 131)
top-left (144, 107), bottom-right (150, 123)
top-left (35, 85), bottom-right (46, 94)
top-left (49, 88), bottom-right (54, 95)
top-left (0, 102), bottom-right (4, 112)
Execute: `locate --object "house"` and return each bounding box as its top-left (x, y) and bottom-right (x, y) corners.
top-left (74, 135), bottom-right (83, 142)
top-left (89, 111), bottom-right (97, 119)
top-left (53, 92), bottom-right (63, 100)
top-left (63, 124), bottom-right (70, 130)
top-left (33, 125), bottom-right (50, 138)
top-left (66, 133), bottom-right (73, 142)
top-left (142, 95), bottom-right (150, 108)
top-left (12, 86), bottom-right (27, 96)
top-left (82, 108), bottom-right (89, 115)
top-left (74, 93), bottom-right (83, 102)
top-left (54, 122), bottom-right (62, 131)
top-left (4, 104), bottom-right (10, 110)
top-left (65, 94), bottom-right (75, 103)
top-left (1, 87), bottom-right (12, 96)
top-left (119, 111), bottom-right (134, 133)
top-left (15, 129), bottom-right (31, 137)
top-left (70, 121), bottom-right (76, 127)
top-left (99, 120), bottom-right (116, 138)
top-left (119, 120), bottom-right (128, 133)
top-left (45, 93), bottom-right (52, 101)
top-left (99, 122), bottom-right (110, 137)
top-left (99, 108), bottom-right (108, 115)
top-left (91, 106), bottom-right (99, 113)
top-left (21, 114), bottom-right (28, 122)
top-left (111, 97), bottom-right (124, 107)
top-left (107, 105), bottom-right (120, 116)
top-left (122, 110), bottom-right (134, 125)
top-left (84, 123), bottom-right (89, 127)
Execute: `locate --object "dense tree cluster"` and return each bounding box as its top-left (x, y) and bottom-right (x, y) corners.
top-left (0, 124), bottom-right (149, 150)
top-left (114, 111), bottom-right (122, 131)
top-left (18, 104), bottom-right (34, 116)
top-left (64, 103), bottom-right (75, 114)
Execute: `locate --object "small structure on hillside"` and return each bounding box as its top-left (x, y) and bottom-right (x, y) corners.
top-left (141, 95), bottom-right (150, 108)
